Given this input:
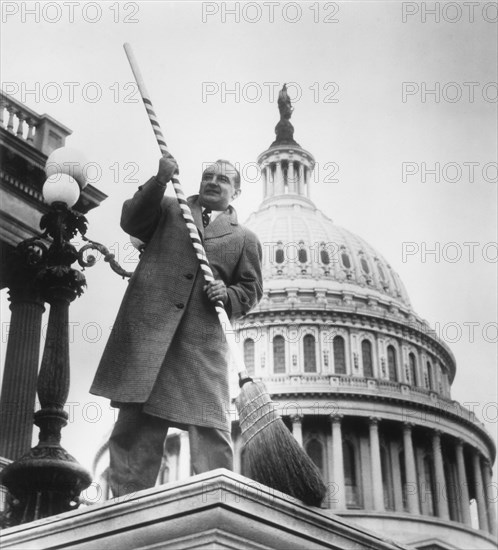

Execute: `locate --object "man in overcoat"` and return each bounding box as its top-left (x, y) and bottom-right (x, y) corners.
top-left (90, 154), bottom-right (263, 497)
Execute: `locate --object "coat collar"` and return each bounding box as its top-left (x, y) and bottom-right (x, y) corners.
top-left (188, 195), bottom-right (238, 238)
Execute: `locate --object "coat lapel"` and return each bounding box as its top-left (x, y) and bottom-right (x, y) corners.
top-left (187, 195), bottom-right (238, 239)
top-left (205, 207), bottom-right (238, 239)
top-left (187, 196), bottom-right (204, 236)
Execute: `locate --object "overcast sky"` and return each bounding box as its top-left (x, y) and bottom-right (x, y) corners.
top-left (1, 1), bottom-right (497, 477)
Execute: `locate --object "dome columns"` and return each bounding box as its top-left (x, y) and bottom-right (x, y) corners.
top-left (432, 430), bottom-right (450, 520)
top-left (261, 164), bottom-right (269, 198)
top-left (178, 432), bottom-right (191, 479)
top-left (455, 439), bottom-right (472, 526)
top-left (482, 459), bottom-right (497, 535)
top-left (228, 406), bottom-right (495, 536)
top-left (274, 161), bottom-right (284, 195)
top-left (369, 417), bottom-right (384, 511)
top-left (257, 147), bottom-right (315, 203)
top-left (402, 423), bottom-right (420, 514)
top-left (329, 414), bottom-right (346, 510)
top-left (287, 161), bottom-right (296, 194)
top-left (472, 451), bottom-right (490, 532)
top-left (298, 163), bottom-right (305, 196)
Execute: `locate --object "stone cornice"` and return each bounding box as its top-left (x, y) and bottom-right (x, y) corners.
top-left (0, 470), bottom-right (409, 550)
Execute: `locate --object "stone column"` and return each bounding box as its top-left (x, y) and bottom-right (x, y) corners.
top-left (261, 165), bottom-right (267, 199)
top-left (0, 285), bottom-right (45, 459)
top-left (432, 431), bottom-right (450, 520)
top-left (290, 414), bottom-right (303, 447)
top-left (305, 166), bottom-right (311, 198)
top-left (472, 451), bottom-right (489, 532)
top-left (402, 423), bottom-right (419, 514)
top-left (482, 459), bottom-right (497, 536)
top-left (298, 164), bottom-right (305, 195)
top-left (266, 165), bottom-right (274, 198)
top-left (274, 161), bottom-right (284, 195)
top-left (233, 432), bottom-right (242, 475)
top-left (178, 431), bottom-right (191, 479)
top-left (369, 417), bottom-right (384, 511)
top-left (455, 440), bottom-right (472, 526)
top-left (330, 414), bottom-right (346, 510)
top-left (287, 161), bottom-right (296, 193)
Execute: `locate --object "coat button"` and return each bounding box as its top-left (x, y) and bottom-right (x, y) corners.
top-left (185, 273), bottom-right (194, 280)
top-left (176, 303), bottom-right (184, 309)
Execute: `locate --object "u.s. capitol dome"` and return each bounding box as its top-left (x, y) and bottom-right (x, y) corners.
top-left (229, 89), bottom-right (496, 550)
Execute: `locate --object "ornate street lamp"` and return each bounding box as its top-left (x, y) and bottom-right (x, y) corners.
top-left (1, 148), bottom-right (130, 526)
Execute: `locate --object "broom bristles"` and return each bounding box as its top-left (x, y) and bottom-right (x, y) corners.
top-left (236, 381), bottom-right (327, 507)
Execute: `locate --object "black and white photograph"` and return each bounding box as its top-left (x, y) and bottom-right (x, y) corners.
top-left (0, 1), bottom-right (497, 548)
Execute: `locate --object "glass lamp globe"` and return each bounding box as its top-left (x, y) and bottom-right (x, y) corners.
top-left (45, 147), bottom-right (89, 190)
top-left (43, 174), bottom-right (81, 207)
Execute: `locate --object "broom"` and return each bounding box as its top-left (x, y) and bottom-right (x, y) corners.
top-left (123, 43), bottom-right (326, 507)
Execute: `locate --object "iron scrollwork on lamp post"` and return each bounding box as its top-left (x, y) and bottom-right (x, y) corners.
top-left (1, 149), bottom-right (131, 526)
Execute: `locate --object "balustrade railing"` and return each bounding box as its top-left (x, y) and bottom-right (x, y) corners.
top-left (1, 93), bottom-right (39, 143)
top-left (0, 92), bottom-right (71, 156)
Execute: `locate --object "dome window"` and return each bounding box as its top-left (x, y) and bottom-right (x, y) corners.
top-left (273, 335), bottom-right (286, 374)
top-left (377, 262), bottom-right (390, 291)
top-left (303, 334), bottom-right (317, 373)
top-left (425, 361), bottom-right (434, 390)
top-left (333, 335), bottom-right (347, 374)
top-left (298, 242), bottom-right (307, 263)
top-left (275, 241), bottom-right (284, 264)
top-left (361, 340), bottom-right (374, 378)
top-left (320, 249), bottom-right (330, 265)
top-left (359, 252), bottom-right (372, 284)
top-left (360, 257), bottom-right (370, 274)
top-left (387, 345), bottom-right (398, 382)
top-left (243, 338), bottom-right (255, 377)
top-left (409, 353), bottom-right (417, 386)
top-left (341, 250), bottom-right (351, 269)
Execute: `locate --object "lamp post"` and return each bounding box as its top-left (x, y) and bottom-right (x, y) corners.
top-left (0, 150), bottom-right (131, 526)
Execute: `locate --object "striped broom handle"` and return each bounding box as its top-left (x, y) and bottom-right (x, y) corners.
top-left (123, 43), bottom-right (249, 381)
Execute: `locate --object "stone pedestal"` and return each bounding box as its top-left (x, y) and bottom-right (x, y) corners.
top-left (0, 470), bottom-right (409, 550)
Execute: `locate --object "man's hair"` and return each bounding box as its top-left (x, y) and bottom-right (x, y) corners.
top-left (214, 159), bottom-right (241, 189)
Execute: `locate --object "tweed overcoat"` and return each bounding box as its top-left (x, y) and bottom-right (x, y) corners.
top-left (90, 177), bottom-right (263, 431)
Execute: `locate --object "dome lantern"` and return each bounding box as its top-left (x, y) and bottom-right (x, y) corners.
top-left (258, 85), bottom-right (315, 206)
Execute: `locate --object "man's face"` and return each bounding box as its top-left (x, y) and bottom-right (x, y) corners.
top-left (199, 162), bottom-right (240, 211)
